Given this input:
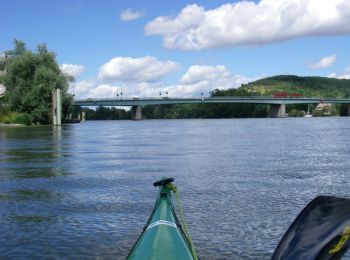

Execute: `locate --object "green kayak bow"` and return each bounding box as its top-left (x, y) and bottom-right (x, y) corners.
top-left (127, 178), bottom-right (198, 260)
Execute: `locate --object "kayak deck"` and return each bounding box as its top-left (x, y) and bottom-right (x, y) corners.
top-left (127, 178), bottom-right (197, 260)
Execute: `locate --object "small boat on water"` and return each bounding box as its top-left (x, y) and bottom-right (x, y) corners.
top-left (127, 178), bottom-right (198, 260)
top-left (304, 105), bottom-right (312, 117)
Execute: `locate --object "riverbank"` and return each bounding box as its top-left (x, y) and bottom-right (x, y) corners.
top-left (0, 110), bottom-right (32, 125)
top-left (0, 123), bottom-right (26, 127)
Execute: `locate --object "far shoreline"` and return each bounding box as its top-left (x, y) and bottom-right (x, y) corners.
top-left (0, 123), bottom-right (26, 127)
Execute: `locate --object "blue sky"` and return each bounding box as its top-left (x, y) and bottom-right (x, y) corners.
top-left (1, 0), bottom-right (350, 98)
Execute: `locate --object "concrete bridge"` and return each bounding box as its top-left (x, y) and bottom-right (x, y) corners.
top-left (73, 96), bottom-right (350, 120)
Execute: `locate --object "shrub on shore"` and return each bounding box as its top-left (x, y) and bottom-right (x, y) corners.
top-left (0, 110), bottom-right (32, 125)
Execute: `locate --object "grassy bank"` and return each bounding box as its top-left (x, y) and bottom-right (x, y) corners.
top-left (0, 109), bottom-right (32, 125)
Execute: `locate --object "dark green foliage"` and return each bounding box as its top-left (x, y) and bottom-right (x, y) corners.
top-left (286, 104), bottom-right (308, 113)
top-left (339, 104), bottom-right (349, 116)
top-left (83, 106), bottom-right (130, 120)
top-left (0, 107), bottom-right (32, 125)
top-left (143, 87), bottom-right (268, 119)
top-left (6, 39), bottom-right (26, 56)
top-left (13, 113), bottom-right (32, 125)
top-left (0, 39), bottom-right (73, 124)
top-left (288, 109), bottom-right (305, 117)
top-left (0, 59), bottom-right (5, 71)
top-left (253, 105), bottom-right (268, 118)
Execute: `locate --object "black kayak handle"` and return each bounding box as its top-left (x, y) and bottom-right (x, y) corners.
top-left (153, 178), bottom-right (174, 187)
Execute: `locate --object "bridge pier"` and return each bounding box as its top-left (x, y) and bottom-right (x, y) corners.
top-left (81, 111), bottom-right (86, 122)
top-left (348, 105), bottom-right (350, 116)
top-left (132, 106), bottom-right (142, 120)
top-left (270, 104), bottom-right (286, 118)
top-left (52, 88), bottom-right (62, 125)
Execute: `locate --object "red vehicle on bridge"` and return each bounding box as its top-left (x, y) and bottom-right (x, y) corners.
top-left (273, 92), bottom-right (302, 98)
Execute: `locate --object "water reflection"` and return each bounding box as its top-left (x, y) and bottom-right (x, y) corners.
top-left (0, 189), bottom-right (63, 201)
top-left (0, 125), bottom-right (74, 180)
top-left (0, 167), bottom-right (70, 180)
top-left (8, 215), bottom-right (57, 223)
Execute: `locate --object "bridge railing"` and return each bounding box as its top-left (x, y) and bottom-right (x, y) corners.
top-left (74, 96), bottom-right (325, 102)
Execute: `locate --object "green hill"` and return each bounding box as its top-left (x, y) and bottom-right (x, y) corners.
top-left (241, 75), bottom-right (350, 98)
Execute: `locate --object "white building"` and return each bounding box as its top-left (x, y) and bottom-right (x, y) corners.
top-left (0, 83), bottom-right (5, 96)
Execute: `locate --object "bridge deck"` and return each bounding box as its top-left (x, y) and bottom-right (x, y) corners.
top-left (73, 97), bottom-right (350, 107)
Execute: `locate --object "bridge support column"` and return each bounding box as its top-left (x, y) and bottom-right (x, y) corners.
top-left (81, 111), bottom-right (86, 122)
top-left (270, 104), bottom-right (286, 118)
top-left (52, 88), bottom-right (62, 125)
top-left (132, 106), bottom-right (142, 120)
top-left (348, 105), bottom-right (350, 116)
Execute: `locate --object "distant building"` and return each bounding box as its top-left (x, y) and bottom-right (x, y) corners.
top-left (0, 83), bottom-right (5, 97)
top-left (0, 53), bottom-right (6, 74)
top-left (314, 103), bottom-right (336, 116)
top-left (0, 53), bottom-right (5, 97)
top-left (0, 52), bottom-right (7, 63)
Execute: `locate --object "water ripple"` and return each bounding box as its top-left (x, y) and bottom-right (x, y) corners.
top-left (0, 118), bottom-right (350, 259)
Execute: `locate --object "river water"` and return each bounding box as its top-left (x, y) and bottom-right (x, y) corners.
top-left (0, 118), bottom-right (350, 259)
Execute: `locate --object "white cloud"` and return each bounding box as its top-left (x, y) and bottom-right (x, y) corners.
top-left (73, 80), bottom-right (123, 99)
top-left (181, 65), bottom-right (252, 87)
top-left (171, 65), bottom-right (255, 97)
top-left (181, 65), bottom-right (232, 85)
top-left (310, 54), bottom-right (336, 69)
top-left (120, 9), bottom-right (144, 21)
top-left (60, 64), bottom-right (85, 78)
top-left (328, 66), bottom-right (350, 79)
top-left (145, 0), bottom-right (350, 50)
top-left (98, 56), bottom-right (180, 82)
top-left (88, 84), bottom-right (120, 98)
top-left (73, 80), bottom-right (159, 99)
top-left (74, 64), bottom-right (257, 99)
top-left (72, 79), bottom-right (97, 98)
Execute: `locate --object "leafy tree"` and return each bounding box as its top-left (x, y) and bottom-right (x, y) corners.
top-left (80, 106), bottom-right (130, 120)
top-left (6, 39), bottom-right (26, 56)
top-left (0, 39), bottom-right (73, 124)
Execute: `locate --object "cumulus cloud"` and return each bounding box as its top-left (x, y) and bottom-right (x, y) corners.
top-left (120, 9), bottom-right (144, 21)
top-left (310, 54), bottom-right (336, 69)
top-left (73, 80), bottom-right (160, 99)
top-left (328, 66), bottom-right (350, 79)
top-left (171, 65), bottom-right (255, 97)
top-left (72, 79), bottom-right (97, 98)
top-left (74, 64), bottom-right (257, 99)
top-left (73, 80), bottom-right (125, 99)
top-left (60, 64), bottom-right (85, 78)
top-left (98, 56), bottom-right (180, 82)
top-left (88, 84), bottom-right (120, 98)
top-left (145, 0), bottom-right (350, 50)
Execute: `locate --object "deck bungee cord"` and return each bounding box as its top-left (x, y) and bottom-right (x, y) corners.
top-left (166, 182), bottom-right (198, 260)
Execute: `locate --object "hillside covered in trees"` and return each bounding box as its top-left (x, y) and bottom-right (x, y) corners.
top-left (241, 75), bottom-right (350, 97)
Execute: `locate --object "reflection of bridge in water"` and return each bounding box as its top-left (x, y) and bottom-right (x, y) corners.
top-left (73, 97), bottom-right (350, 120)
